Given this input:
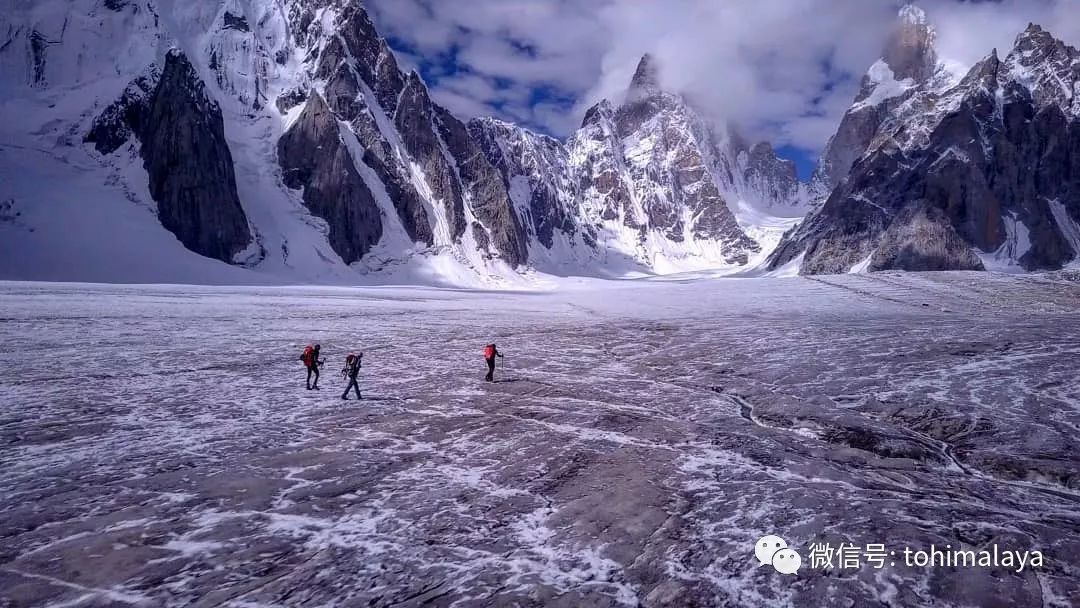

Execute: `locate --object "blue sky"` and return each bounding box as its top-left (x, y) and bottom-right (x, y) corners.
top-left (368, 0), bottom-right (1080, 183)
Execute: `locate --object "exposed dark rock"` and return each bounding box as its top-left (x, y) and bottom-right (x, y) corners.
top-left (222, 11), bottom-right (249, 32)
top-left (393, 72), bottom-right (467, 241)
top-left (348, 105), bottom-right (433, 247)
top-left (334, 3), bottom-right (405, 114)
top-left (626, 53), bottom-right (662, 103)
top-left (85, 67), bottom-right (160, 155)
top-left (275, 86), bottom-right (307, 115)
top-left (29, 30), bottom-right (50, 87)
top-left (468, 117), bottom-right (578, 250)
top-left (581, 100), bottom-right (614, 129)
top-left (743, 141), bottom-right (800, 207)
top-left (813, 6), bottom-right (941, 191)
top-left (869, 204), bottom-right (985, 271)
top-left (139, 50), bottom-right (252, 263)
top-left (278, 91), bottom-right (382, 264)
top-left (771, 23), bottom-right (1080, 274)
top-left (884, 5), bottom-right (938, 83)
top-left (309, 27), bottom-right (433, 248)
top-left (435, 106), bottom-right (527, 267)
top-left (812, 102), bottom-right (890, 192)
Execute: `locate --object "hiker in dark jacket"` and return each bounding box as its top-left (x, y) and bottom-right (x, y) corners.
top-left (483, 343), bottom-right (503, 382)
top-left (301, 344), bottom-right (325, 390)
top-left (341, 352), bottom-right (363, 400)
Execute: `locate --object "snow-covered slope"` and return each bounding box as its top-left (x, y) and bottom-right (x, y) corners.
top-left (0, 1), bottom-right (816, 285)
top-left (474, 54), bottom-right (812, 275)
top-left (9, 1), bottom-right (1075, 285)
top-left (0, 0), bottom-right (576, 287)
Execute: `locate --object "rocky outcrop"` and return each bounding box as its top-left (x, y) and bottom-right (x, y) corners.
top-left (468, 117), bottom-right (585, 251)
top-left (138, 50), bottom-right (252, 263)
top-left (85, 66), bottom-right (160, 155)
top-left (617, 57), bottom-right (758, 256)
top-left (280, 0), bottom-right (528, 268)
top-left (278, 91), bottom-right (382, 264)
top-left (392, 72), bottom-right (468, 242)
top-left (771, 22), bottom-right (1080, 274)
top-left (436, 107), bottom-right (528, 267)
top-left (625, 52), bottom-right (662, 103)
top-left (869, 204), bottom-right (984, 271)
top-left (571, 100), bottom-right (635, 225)
top-left (740, 141), bottom-right (801, 209)
top-left (884, 4), bottom-right (938, 83)
top-left (812, 5), bottom-right (945, 192)
top-left (315, 29), bottom-right (432, 247)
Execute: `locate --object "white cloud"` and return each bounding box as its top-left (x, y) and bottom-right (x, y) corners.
top-left (368, 0), bottom-right (1080, 154)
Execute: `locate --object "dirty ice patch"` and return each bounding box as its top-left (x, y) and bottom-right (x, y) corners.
top-left (504, 508), bottom-right (639, 606)
top-left (1048, 199), bottom-right (1080, 266)
top-left (976, 212), bottom-right (1031, 272)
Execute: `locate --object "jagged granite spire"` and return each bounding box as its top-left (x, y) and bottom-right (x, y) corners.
top-left (884, 4), bottom-right (938, 83)
top-left (813, 3), bottom-right (943, 191)
top-left (626, 53), bottom-right (662, 103)
top-left (771, 21), bottom-right (1080, 275)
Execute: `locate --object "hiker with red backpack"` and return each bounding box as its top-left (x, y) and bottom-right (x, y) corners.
top-left (483, 343), bottom-right (503, 382)
top-left (341, 352), bottom-right (363, 400)
top-left (300, 344), bottom-right (324, 390)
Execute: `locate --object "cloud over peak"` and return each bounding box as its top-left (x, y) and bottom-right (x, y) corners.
top-left (367, 0), bottom-right (1080, 159)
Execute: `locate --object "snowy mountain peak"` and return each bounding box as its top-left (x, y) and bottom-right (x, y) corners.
top-left (626, 53), bottom-right (662, 102)
top-left (811, 2), bottom-right (949, 191)
top-left (898, 4), bottom-right (928, 26)
top-left (581, 100), bottom-right (616, 128)
top-left (1011, 22), bottom-right (1075, 61)
top-left (1004, 23), bottom-right (1080, 115)
top-left (772, 19), bottom-right (1080, 276)
top-left (884, 3), bottom-right (938, 83)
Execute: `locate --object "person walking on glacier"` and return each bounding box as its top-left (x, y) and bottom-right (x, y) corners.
top-left (300, 344), bottom-right (324, 390)
top-left (341, 352), bottom-right (363, 400)
top-left (483, 343), bottom-right (503, 382)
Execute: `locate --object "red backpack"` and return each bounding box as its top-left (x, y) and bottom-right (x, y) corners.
top-left (301, 345), bottom-right (314, 367)
top-left (484, 344), bottom-right (495, 359)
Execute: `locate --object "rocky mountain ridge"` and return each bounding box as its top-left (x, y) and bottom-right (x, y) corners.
top-left (772, 11), bottom-right (1080, 275)
top-left (2, 2), bottom-right (1079, 283)
top-left (0, 0), bottom-right (810, 283)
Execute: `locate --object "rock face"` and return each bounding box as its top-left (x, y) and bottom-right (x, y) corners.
top-left (738, 140), bottom-right (801, 210)
top-left (472, 54), bottom-right (809, 271)
top-left (43, 0), bottom-right (1080, 280)
top-left (85, 66), bottom-right (160, 155)
top-left (884, 5), bottom-right (938, 83)
top-left (869, 204), bottom-right (984, 272)
top-left (468, 117), bottom-right (589, 251)
top-left (391, 72), bottom-right (468, 242)
top-left (566, 56), bottom-right (804, 267)
top-left (435, 107), bottom-right (528, 267)
top-left (812, 5), bottom-right (949, 192)
top-left (310, 9), bottom-right (433, 248)
top-left (278, 92), bottom-right (382, 264)
top-left (283, 0), bottom-right (532, 266)
top-left (139, 50), bottom-right (252, 263)
top-left (58, 0), bottom-right (806, 279)
top-left (771, 21), bottom-right (1080, 274)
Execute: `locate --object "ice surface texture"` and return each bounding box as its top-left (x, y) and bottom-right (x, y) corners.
top-left (1, 272), bottom-right (1079, 606)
